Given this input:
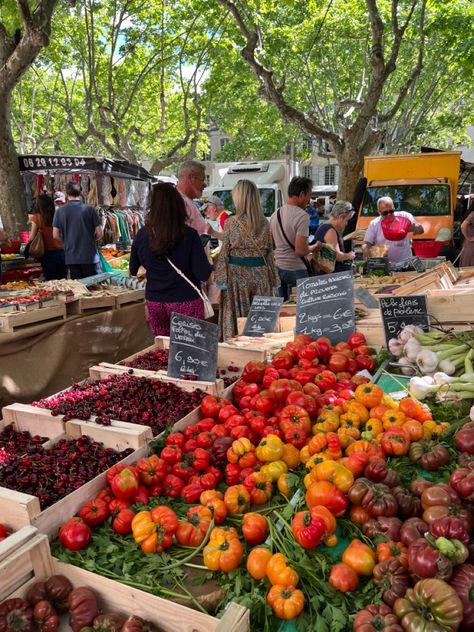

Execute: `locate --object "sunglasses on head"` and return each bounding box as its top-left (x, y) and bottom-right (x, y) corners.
top-left (381, 209), bottom-right (395, 216)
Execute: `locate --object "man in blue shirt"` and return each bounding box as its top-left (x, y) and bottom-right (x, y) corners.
top-left (53, 182), bottom-right (103, 279)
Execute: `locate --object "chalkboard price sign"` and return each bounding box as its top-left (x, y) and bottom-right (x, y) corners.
top-left (364, 257), bottom-right (389, 276)
top-left (168, 313), bottom-right (218, 383)
top-left (296, 270), bottom-right (355, 343)
top-left (243, 296), bottom-right (284, 337)
top-left (379, 295), bottom-right (430, 346)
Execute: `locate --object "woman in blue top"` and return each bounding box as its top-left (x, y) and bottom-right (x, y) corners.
top-left (129, 183), bottom-right (213, 336)
top-left (313, 201), bottom-right (356, 273)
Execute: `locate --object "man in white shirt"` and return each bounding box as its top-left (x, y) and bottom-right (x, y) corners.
top-left (362, 196), bottom-right (424, 263)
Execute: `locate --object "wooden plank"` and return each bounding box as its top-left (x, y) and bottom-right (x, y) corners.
top-left (0, 525), bottom-right (38, 563)
top-left (115, 288), bottom-right (145, 307)
top-left (65, 419), bottom-right (152, 451)
top-left (216, 603), bottom-right (250, 632)
top-left (0, 533), bottom-right (53, 601)
top-left (51, 560), bottom-right (227, 632)
top-left (68, 294), bottom-right (116, 314)
top-left (0, 488), bottom-right (41, 531)
top-left (89, 363), bottom-right (220, 395)
top-left (1, 403), bottom-right (65, 439)
top-left (427, 294), bottom-right (474, 324)
top-left (0, 303), bottom-right (66, 333)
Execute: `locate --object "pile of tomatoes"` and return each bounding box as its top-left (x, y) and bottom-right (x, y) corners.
top-left (56, 333), bottom-right (474, 629)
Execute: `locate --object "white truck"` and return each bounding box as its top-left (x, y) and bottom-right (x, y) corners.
top-left (204, 159), bottom-right (300, 217)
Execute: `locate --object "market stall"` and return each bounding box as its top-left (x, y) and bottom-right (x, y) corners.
top-left (1, 264), bottom-right (474, 631)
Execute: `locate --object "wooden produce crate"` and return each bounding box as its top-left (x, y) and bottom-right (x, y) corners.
top-left (67, 293), bottom-right (116, 314)
top-left (0, 530), bottom-right (54, 602)
top-left (1, 533), bottom-right (249, 632)
top-left (2, 404), bottom-right (152, 452)
top-left (114, 287), bottom-right (145, 307)
top-left (0, 442), bottom-right (148, 541)
top-left (89, 363), bottom-right (223, 395)
top-left (0, 303), bottom-right (66, 333)
top-left (0, 525), bottom-right (38, 564)
top-left (236, 315), bottom-right (295, 337)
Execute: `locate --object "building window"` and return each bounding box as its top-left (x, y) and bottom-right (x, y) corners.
top-left (220, 138), bottom-right (230, 150)
top-left (303, 166), bottom-right (313, 179)
top-left (324, 164), bottom-right (336, 185)
top-left (302, 136), bottom-right (313, 152)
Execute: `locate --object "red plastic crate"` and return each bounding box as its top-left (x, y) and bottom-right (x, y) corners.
top-left (412, 240), bottom-right (443, 258)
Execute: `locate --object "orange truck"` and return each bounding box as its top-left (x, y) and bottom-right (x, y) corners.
top-left (356, 151), bottom-right (461, 245)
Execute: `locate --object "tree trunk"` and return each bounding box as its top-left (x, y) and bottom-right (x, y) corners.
top-left (334, 144), bottom-right (365, 203)
top-left (0, 90), bottom-right (27, 235)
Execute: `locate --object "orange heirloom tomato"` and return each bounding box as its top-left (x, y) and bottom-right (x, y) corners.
top-left (203, 531), bottom-right (243, 572)
top-left (266, 553), bottom-right (299, 587)
top-left (382, 410), bottom-right (406, 429)
top-left (205, 498), bottom-right (228, 525)
top-left (238, 451), bottom-right (257, 469)
top-left (186, 505), bottom-right (212, 535)
top-left (299, 445), bottom-right (311, 464)
top-left (267, 585), bottom-right (305, 620)
top-left (312, 460), bottom-right (354, 493)
top-left (355, 384), bottom-right (384, 409)
top-left (260, 460), bottom-right (288, 482)
top-left (277, 472), bottom-right (299, 498)
top-left (342, 539), bottom-right (376, 576)
top-left (369, 405), bottom-right (390, 421)
top-left (402, 419), bottom-right (424, 442)
top-left (364, 418), bottom-right (384, 437)
top-left (340, 411), bottom-right (362, 429)
top-left (226, 437), bottom-right (255, 464)
top-left (423, 419), bottom-right (449, 438)
top-left (224, 484), bottom-right (251, 514)
top-left (329, 563), bottom-right (359, 592)
top-left (339, 452), bottom-right (370, 477)
top-left (345, 401), bottom-right (370, 423)
top-left (242, 512), bottom-right (269, 546)
top-left (305, 453), bottom-right (332, 471)
top-left (175, 520), bottom-right (206, 547)
top-left (200, 490), bottom-right (223, 505)
top-left (349, 505), bottom-right (370, 525)
top-left (305, 481), bottom-right (347, 516)
top-left (131, 506), bottom-right (178, 554)
top-left (380, 427), bottom-right (410, 456)
top-left (281, 443), bottom-right (300, 469)
top-left (310, 505), bottom-right (337, 536)
top-left (247, 547), bottom-right (272, 580)
top-left (243, 471), bottom-right (273, 505)
top-left (376, 541), bottom-right (408, 569)
top-left (210, 525), bottom-right (239, 540)
top-left (337, 426), bottom-right (360, 447)
top-left (346, 440), bottom-right (385, 461)
top-left (399, 397), bottom-right (423, 420)
top-left (307, 433), bottom-right (329, 456)
top-left (256, 434), bottom-right (284, 462)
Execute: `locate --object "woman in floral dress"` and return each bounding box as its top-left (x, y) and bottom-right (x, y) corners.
top-left (215, 179), bottom-right (278, 341)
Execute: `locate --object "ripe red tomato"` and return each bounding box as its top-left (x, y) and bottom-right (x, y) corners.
top-left (241, 361), bottom-right (266, 384)
top-left (110, 468), bottom-right (139, 500)
top-left (272, 350), bottom-right (294, 370)
top-left (356, 355), bottom-right (376, 372)
top-left (314, 370), bottom-right (337, 392)
top-left (262, 367), bottom-right (280, 388)
top-left (242, 512), bottom-right (269, 545)
top-left (218, 404), bottom-right (239, 423)
top-left (347, 333), bottom-right (367, 349)
top-left (59, 517), bottom-right (91, 550)
top-left (328, 353), bottom-right (349, 373)
top-left (313, 339), bottom-right (332, 360)
top-left (200, 395), bottom-right (225, 418)
top-left (329, 563), bottom-right (359, 592)
top-left (112, 508), bottom-right (135, 535)
top-left (354, 344), bottom-right (372, 356)
top-left (79, 498), bottom-right (110, 527)
top-left (254, 394), bottom-right (275, 415)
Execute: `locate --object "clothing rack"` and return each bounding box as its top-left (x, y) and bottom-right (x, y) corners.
top-left (99, 208), bottom-right (146, 244)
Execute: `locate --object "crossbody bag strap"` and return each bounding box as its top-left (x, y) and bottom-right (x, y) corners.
top-left (233, 218), bottom-right (267, 266)
top-left (166, 257), bottom-right (205, 301)
top-left (276, 208), bottom-right (311, 274)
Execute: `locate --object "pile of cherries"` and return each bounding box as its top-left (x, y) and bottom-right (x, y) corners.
top-left (32, 374), bottom-right (204, 435)
top-left (0, 425), bottom-right (48, 463)
top-left (0, 434), bottom-right (132, 509)
top-left (122, 349), bottom-right (240, 387)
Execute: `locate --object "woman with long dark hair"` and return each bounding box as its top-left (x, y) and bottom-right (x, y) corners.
top-left (28, 194), bottom-right (66, 280)
top-left (129, 183), bottom-right (213, 336)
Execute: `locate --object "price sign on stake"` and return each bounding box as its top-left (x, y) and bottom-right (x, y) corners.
top-left (379, 295), bottom-right (430, 346)
top-left (243, 296), bottom-right (284, 337)
top-left (296, 270), bottom-right (355, 343)
top-left (168, 313), bottom-right (218, 383)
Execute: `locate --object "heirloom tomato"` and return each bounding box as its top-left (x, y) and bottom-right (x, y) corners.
top-left (203, 531), bottom-right (243, 572)
top-left (354, 383), bottom-right (383, 409)
top-left (136, 455), bottom-right (167, 486)
top-left (279, 405), bottom-right (311, 434)
top-left (312, 459), bottom-right (354, 492)
top-left (305, 481), bottom-right (347, 516)
top-left (353, 604), bottom-right (402, 631)
top-left (247, 547), bottom-right (272, 580)
top-left (79, 498), bottom-right (109, 527)
top-left (329, 563), bottom-right (359, 592)
top-left (110, 468), bottom-right (139, 500)
top-left (373, 559), bottom-right (411, 606)
top-left (381, 427), bottom-right (410, 457)
top-left (59, 517), bottom-right (91, 551)
top-left (291, 511), bottom-right (326, 549)
top-left (112, 508), bottom-right (135, 535)
top-left (242, 512), bottom-right (269, 545)
top-left (267, 585), bottom-right (305, 620)
top-left (224, 485), bottom-right (250, 514)
top-left (266, 553), bottom-right (299, 586)
top-left (204, 498), bottom-right (228, 525)
top-left (131, 506), bottom-right (178, 554)
top-left (243, 472), bottom-right (273, 505)
top-left (394, 578), bottom-right (463, 632)
top-left (342, 540), bottom-right (376, 576)
top-left (450, 563), bottom-right (474, 631)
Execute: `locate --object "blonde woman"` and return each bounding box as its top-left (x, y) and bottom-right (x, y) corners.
top-left (215, 179), bottom-right (278, 340)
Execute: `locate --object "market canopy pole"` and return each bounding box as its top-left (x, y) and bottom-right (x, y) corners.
top-left (0, 0), bottom-right (65, 234)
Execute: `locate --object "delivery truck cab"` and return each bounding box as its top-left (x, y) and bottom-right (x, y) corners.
top-left (356, 152), bottom-right (461, 245)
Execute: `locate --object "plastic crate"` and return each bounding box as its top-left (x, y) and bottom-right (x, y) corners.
top-left (412, 240), bottom-right (443, 258)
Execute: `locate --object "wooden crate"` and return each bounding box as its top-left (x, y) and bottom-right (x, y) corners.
top-left (89, 363), bottom-right (222, 395)
top-left (0, 444), bottom-right (148, 541)
top-left (1, 533), bottom-right (249, 631)
top-left (0, 303), bottom-right (66, 333)
top-left (0, 531), bottom-right (54, 602)
top-left (68, 294), bottom-right (116, 314)
top-left (237, 315), bottom-right (295, 336)
top-left (0, 525), bottom-right (38, 564)
top-left (114, 287), bottom-right (145, 307)
top-left (2, 403), bottom-right (152, 452)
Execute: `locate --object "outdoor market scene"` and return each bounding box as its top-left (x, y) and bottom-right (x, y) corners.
top-left (0, 1), bottom-right (474, 631)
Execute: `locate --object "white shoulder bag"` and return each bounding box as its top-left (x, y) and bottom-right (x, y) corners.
top-left (166, 257), bottom-right (214, 319)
